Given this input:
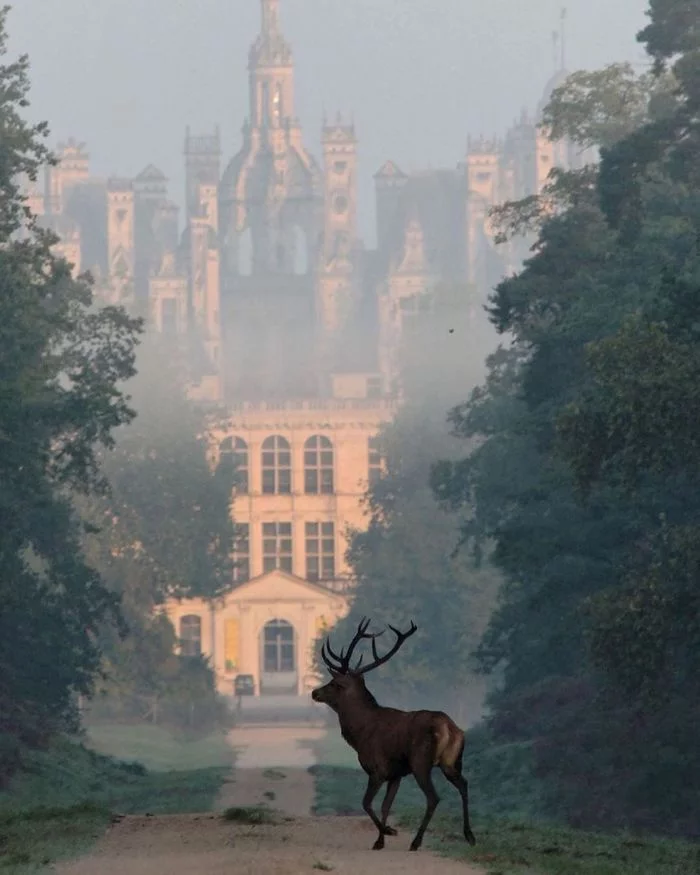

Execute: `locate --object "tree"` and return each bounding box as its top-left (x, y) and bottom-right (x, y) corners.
top-left (80, 335), bottom-right (237, 732)
top-left (542, 62), bottom-right (672, 150)
top-left (0, 6), bottom-right (141, 750)
top-left (86, 336), bottom-right (237, 604)
top-left (432, 11), bottom-right (700, 834)
top-left (321, 284), bottom-right (501, 722)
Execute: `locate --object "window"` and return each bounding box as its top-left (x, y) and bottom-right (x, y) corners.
top-left (263, 619), bottom-right (295, 673)
top-left (368, 436), bottom-right (382, 486)
top-left (233, 523), bottom-right (250, 583)
top-left (262, 436), bottom-right (291, 494)
top-left (304, 436), bottom-right (334, 495)
top-left (220, 437), bottom-right (249, 494)
top-left (161, 298), bottom-right (178, 335)
top-left (262, 521), bottom-right (293, 573)
top-left (333, 194), bottom-right (349, 215)
top-left (180, 615), bottom-right (202, 657)
top-left (333, 161), bottom-right (348, 174)
top-left (272, 83), bottom-right (283, 122)
top-left (305, 522), bottom-right (336, 582)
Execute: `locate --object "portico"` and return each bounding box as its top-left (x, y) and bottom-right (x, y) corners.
top-left (166, 568), bottom-right (348, 696)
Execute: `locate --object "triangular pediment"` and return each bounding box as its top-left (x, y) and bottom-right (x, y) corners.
top-left (228, 570), bottom-right (348, 605)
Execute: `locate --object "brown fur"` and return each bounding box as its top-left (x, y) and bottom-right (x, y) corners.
top-left (312, 620), bottom-right (476, 852)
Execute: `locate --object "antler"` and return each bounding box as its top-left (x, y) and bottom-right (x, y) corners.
top-left (321, 617), bottom-right (384, 675)
top-left (321, 618), bottom-right (417, 676)
top-left (356, 621), bottom-right (417, 675)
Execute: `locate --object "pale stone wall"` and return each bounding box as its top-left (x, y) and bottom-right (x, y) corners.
top-left (213, 397), bottom-right (396, 583)
top-left (166, 570), bottom-right (348, 695)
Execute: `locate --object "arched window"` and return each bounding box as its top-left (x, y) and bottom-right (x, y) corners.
top-left (272, 83), bottom-right (283, 123)
top-left (220, 437), bottom-right (249, 494)
top-left (263, 619), bottom-right (295, 673)
top-left (180, 615), bottom-right (202, 657)
top-left (262, 436), bottom-right (291, 494)
top-left (304, 436), bottom-right (334, 495)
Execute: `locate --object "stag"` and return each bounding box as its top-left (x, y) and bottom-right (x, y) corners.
top-left (311, 618), bottom-right (476, 852)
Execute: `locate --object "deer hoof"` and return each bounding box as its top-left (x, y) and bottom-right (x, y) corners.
top-left (383, 826), bottom-right (398, 836)
top-left (409, 841), bottom-right (421, 852)
top-left (372, 838), bottom-right (385, 851)
top-left (465, 830), bottom-right (476, 846)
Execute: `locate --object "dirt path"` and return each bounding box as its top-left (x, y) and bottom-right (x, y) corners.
top-left (55, 812), bottom-right (485, 874)
top-left (56, 723), bottom-right (485, 874)
top-left (215, 725), bottom-right (324, 815)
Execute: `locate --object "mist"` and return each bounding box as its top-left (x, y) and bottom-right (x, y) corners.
top-left (7, 0), bottom-right (700, 861)
top-left (11, 0), bottom-right (647, 243)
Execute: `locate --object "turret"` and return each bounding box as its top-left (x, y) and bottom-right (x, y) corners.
top-left (184, 127), bottom-right (221, 222)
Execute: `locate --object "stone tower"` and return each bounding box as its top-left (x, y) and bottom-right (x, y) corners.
top-left (465, 136), bottom-right (501, 287)
top-left (219, 0), bottom-right (323, 399)
top-left (45, 139), bottom-right (89, 215)
top-left (318, 113), bottom-right (359, 354)
top-left (106, 178), bottom-right (135, 307)
top-left (184, 128), bottom-right (221, 223)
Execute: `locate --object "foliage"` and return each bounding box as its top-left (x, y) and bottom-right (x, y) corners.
top-left (311, 751), bottom-right (700, 875)
top-left (0, 7), bottom-right (141, 751)
top-left (0, 735), bottom-right (229, 872)
top-left (542, 62), bottom-right (675, 150)
top-left (79, 335), bottom-right (237, 735)
top-left (432, 0), bottom-right (700, 839)
top-left (321, 283), bottom-right (500, 718)
top-left (84, 722), bottom-right (235, 772)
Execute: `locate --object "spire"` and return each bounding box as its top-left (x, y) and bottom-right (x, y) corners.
top-left (560, 7), bottom-right (567, 70)
top-left (261, 0), bottom-right (280, 34)
top-left (250, 0), bottom-right (292, 68)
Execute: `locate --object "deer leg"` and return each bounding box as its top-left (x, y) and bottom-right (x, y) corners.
top-left (362, 774), bottom-right (387, 850)
top-left (380, 778), bottom-right (401, 837)
top-left (409, 765), bottom-right (440, 852)
top-left (441, 750), bottom-right (476, 846)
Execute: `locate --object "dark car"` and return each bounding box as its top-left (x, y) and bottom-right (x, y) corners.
top-left (234, 674), bottom-right (255, 697)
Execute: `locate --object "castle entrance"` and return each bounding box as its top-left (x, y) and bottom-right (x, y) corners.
top-left (259, 618), bottom-right (298, 695)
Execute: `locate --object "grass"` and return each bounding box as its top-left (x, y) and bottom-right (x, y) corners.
top-left (0, 725), bottom-right (235, 874)
top-left (221, 806), bottom-right (278, 825)
top-left (84, 722), bottom-right (236, 772)
top-left (304, 726), bottom-right (361, 770)
top-left (310, 730), bottom-right (700, 875)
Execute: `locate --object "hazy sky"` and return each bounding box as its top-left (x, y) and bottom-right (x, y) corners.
top-left (10, 0), bottom-right (650, 240)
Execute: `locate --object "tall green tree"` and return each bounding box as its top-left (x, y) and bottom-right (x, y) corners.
top-left (81, 336), bottom-right (237, 732)
top-left (322, 284), bottom-right (501, 721)
top-left (0, 6), bottom-right (141, 748)
top-left (433, 7), bottom-right (700, 835)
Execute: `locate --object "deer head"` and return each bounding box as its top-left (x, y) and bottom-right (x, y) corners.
top-left (311, 617), bottom-right (417, 712)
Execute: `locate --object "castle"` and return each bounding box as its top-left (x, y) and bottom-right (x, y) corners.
top-left (23, 1), bottom-right (591, 696)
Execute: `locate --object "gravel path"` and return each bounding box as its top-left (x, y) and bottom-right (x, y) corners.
top-left (55, 813), bottom-right (485, 874)
top-left (56, 723), bottom-right (485, 874)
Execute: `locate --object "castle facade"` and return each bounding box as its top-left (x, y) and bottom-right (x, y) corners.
top-left (23, 1), bottom-right (591, 696)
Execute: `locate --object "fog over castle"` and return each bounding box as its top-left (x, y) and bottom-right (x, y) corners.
top-left (12, 0), bottom-right (648, 241)
top-left (13, 0), bottom-right (651, 696)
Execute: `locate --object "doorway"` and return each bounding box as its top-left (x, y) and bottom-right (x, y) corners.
top-left (260, 618), bottom-right (298, 695)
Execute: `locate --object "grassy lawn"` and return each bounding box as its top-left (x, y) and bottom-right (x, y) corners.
top-left (85, 722), bottom-right (237, 772)
top-left (0, 725), bottom-right (235, 874)
top-left (304, 725), bottom-right (359, 770)
top-left (310, 730), bottom-right (700, 875)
